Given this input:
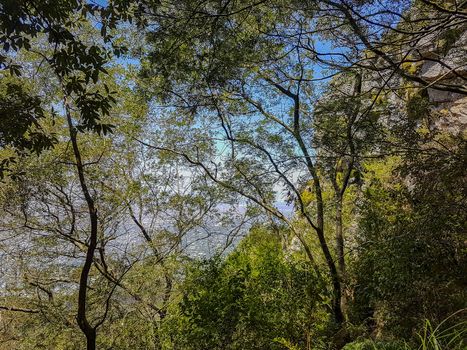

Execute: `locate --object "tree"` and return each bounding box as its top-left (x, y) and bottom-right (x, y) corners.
top-left (0, 58), bottom-right (246, 348)
top-left (0, 0), bottom-right (136, 178)
top-left (1, 1), bottom-right (465, 348)
top-left (138, 0), bottom-right (466, 329)
top-left (140, 0), bottom-right (349, 326)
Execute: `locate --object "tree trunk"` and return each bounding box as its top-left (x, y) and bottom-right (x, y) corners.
top-left (246, 79), bottom-right (346, 326)
top-left (293, 99), bottom-right (344, 326)
top-left (65, 97), bottom-right (98, 350)
top-left (85, 328), bottom-right (97, 350)
top-left (335, 194), bottom-right (348, 319)
top-left (316, 226), bottom-right (344, 325)
top-left (310, 165), bottom-right (344, 326)
top-left (335, 195), bottom-right (345, 277)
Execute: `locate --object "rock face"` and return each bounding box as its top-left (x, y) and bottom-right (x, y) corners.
top-left (420, 29), bottom-right (467, 134)
top-left (430, 95), bottom-right (467, 135)
top-left (419, 31), bottom-right (467, 82)
top-left (318, 18), bottom-right (467, 136)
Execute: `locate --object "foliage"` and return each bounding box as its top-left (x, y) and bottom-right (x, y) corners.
top-left (342, 310), bottom-right (466, 350)
top-left (349, 134), bottom-right (466, 337)
top-left (342, 340), bottom-right (409, 350)
top-left (0, 0), bottom-right (136, 178)
top-left (163, 226), bottom-right (329, 350)
top-left (0, 1), bottom-right (466, 349)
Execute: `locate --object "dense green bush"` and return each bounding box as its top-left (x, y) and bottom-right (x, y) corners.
top-left (348, 140), bottom-right (466, 338)
top-left (342, 340), bottom-right (408, 350)
top-left (162, 226), bottom-right (331, 350)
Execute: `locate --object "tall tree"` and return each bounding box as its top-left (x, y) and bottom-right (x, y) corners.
top-left (0, 0), bottom-right (136, 178)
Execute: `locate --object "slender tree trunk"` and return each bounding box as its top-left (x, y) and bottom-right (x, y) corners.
top-left (315, 225), bottom-right (344, 325)
top-left (65, 97), bottom-right (98, 350)
top-left (299, 137), bottom-right (344, 325)
top-left (335, 193), bottom-right (348, 320)
top-left (290, 91), bottom-right (344, 326)
top-left (335, 194), bottom-right (345, 276)
top-left (85, 328), bottom-right (97, 350)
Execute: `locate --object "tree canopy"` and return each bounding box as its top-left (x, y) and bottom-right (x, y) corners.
top-left (0, 1), bottom-right (465, 349)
